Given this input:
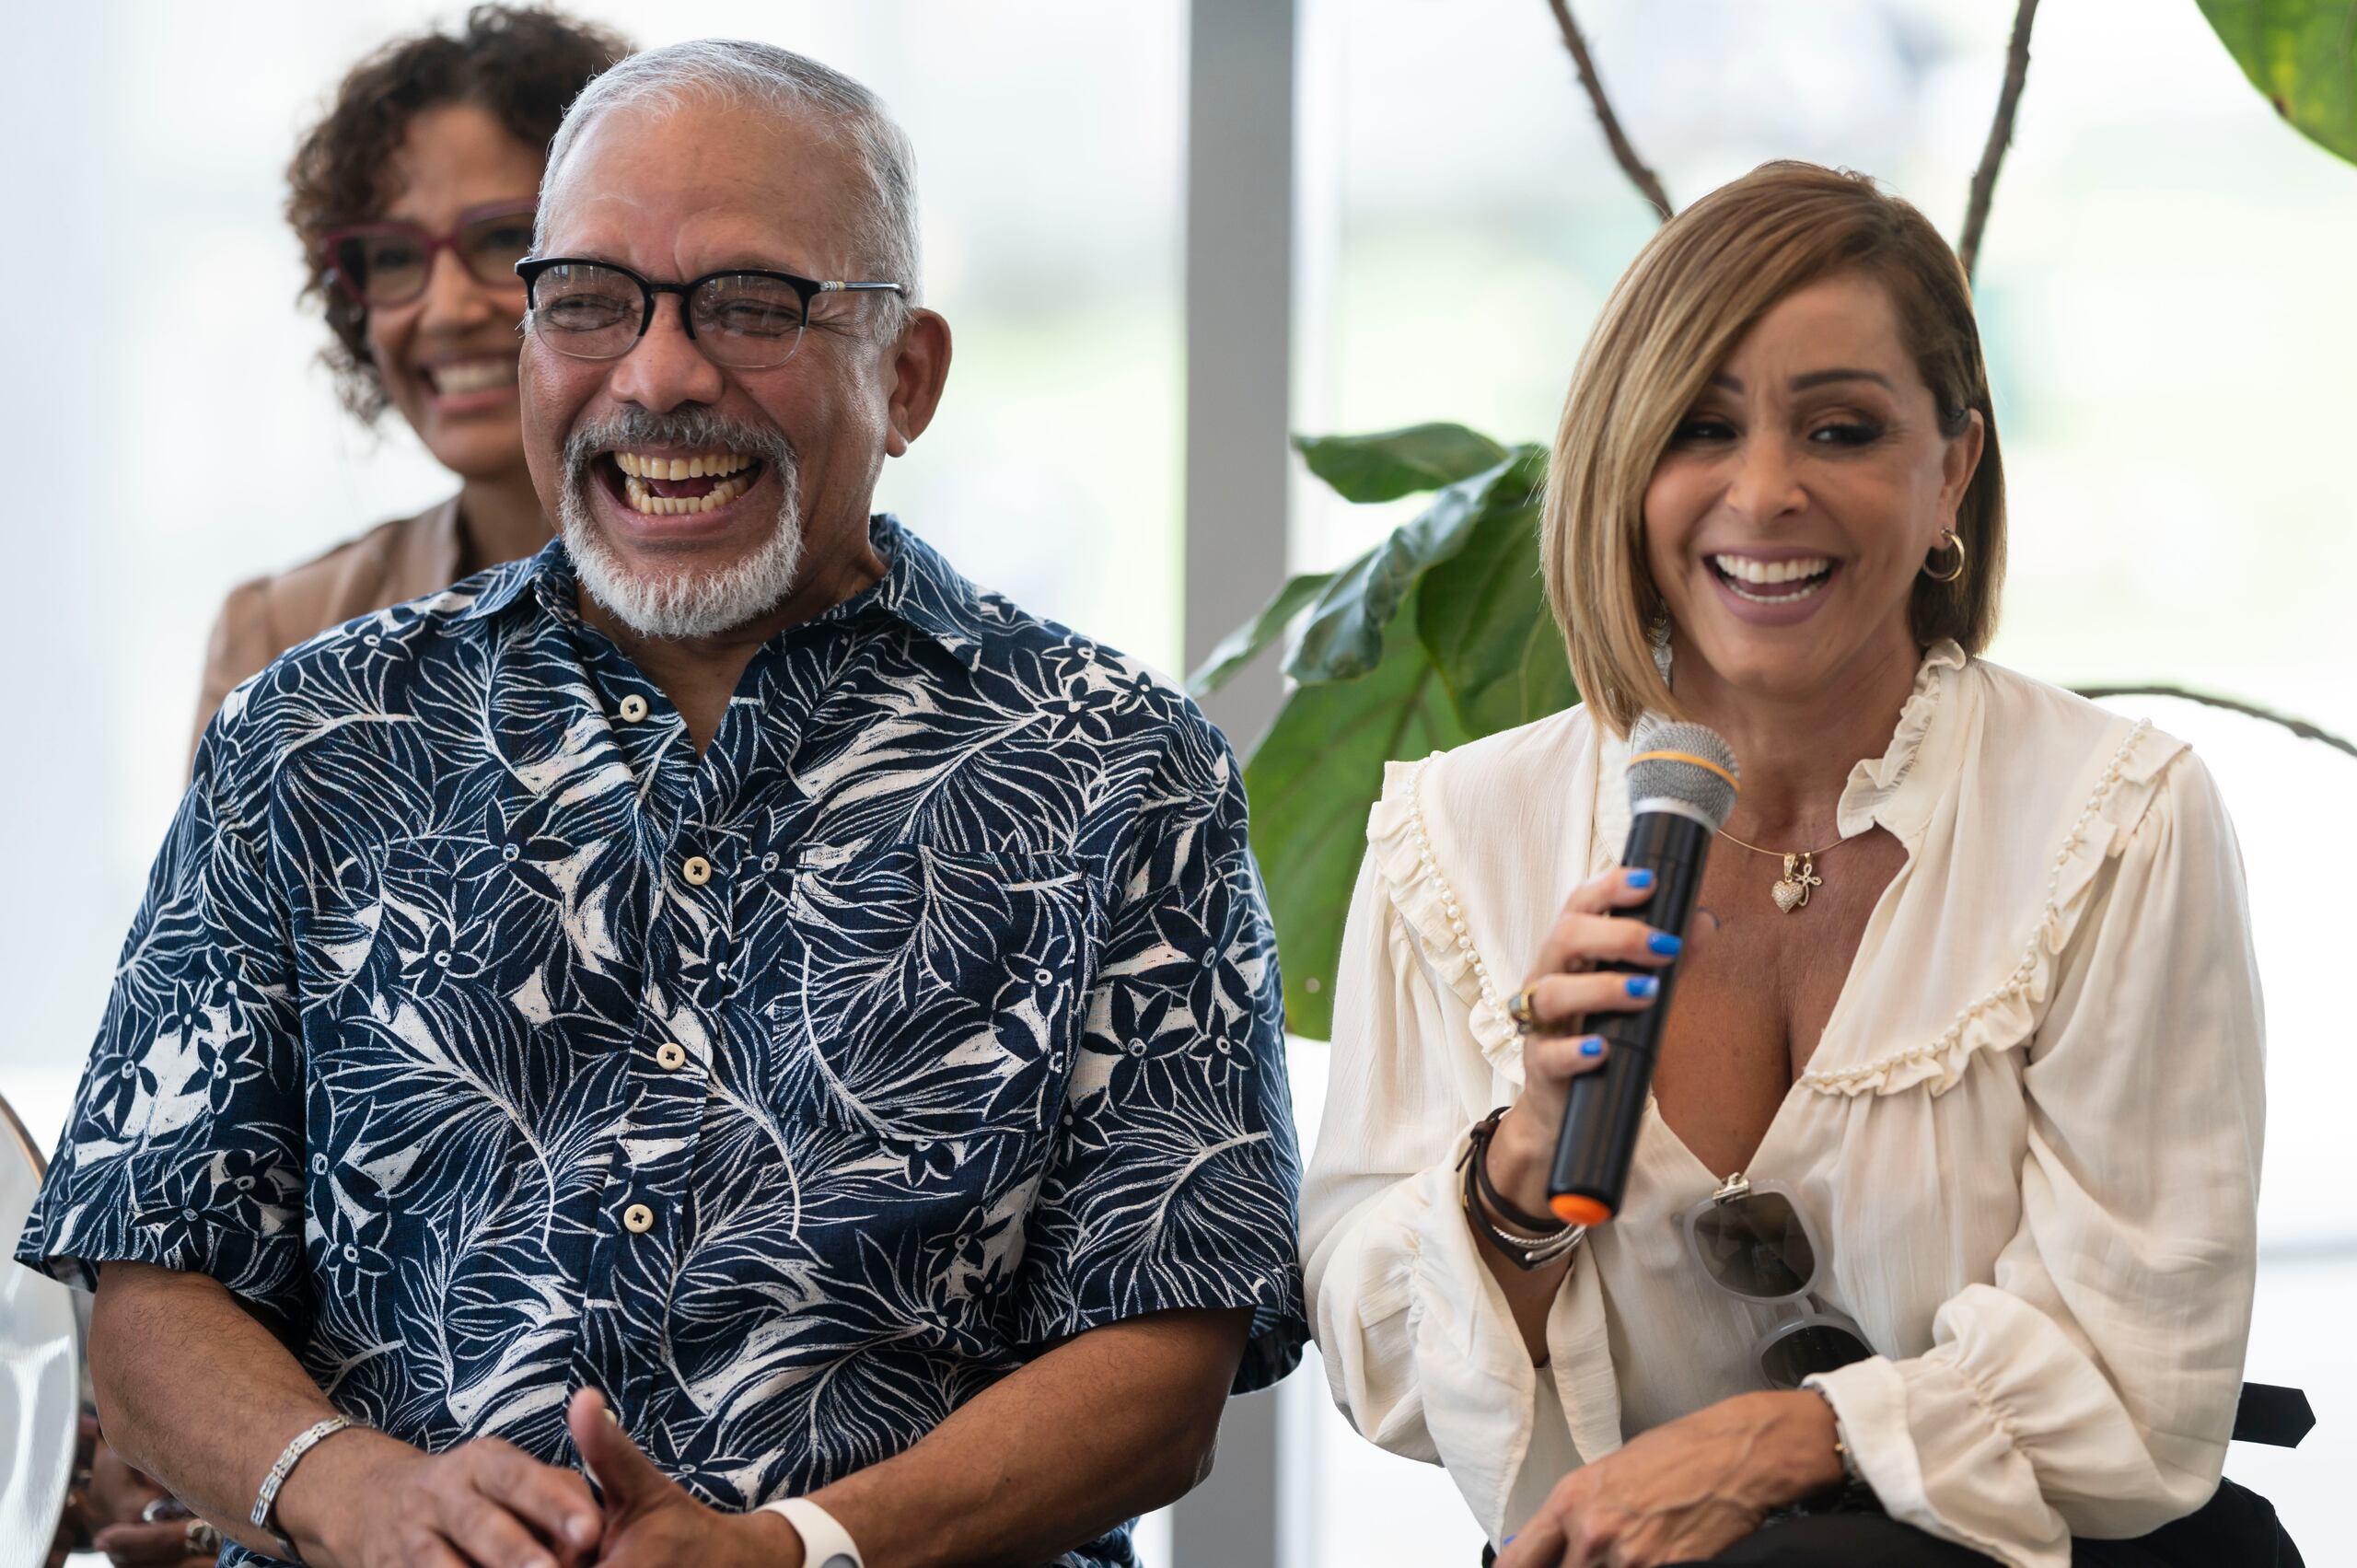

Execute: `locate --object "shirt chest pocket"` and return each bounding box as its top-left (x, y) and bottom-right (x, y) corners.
top-left (756, 843), bottom-right (1104, 1147)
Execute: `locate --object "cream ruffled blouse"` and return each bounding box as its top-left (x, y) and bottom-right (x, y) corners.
top-left (1298, 643), bottom-right (2265, 1568)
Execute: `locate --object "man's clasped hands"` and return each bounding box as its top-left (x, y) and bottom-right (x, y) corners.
top-left (299, 1389), bottom-right (807, 1568)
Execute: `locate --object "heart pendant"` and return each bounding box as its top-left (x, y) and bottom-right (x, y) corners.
top-left (1771, 850), bottom-right (1822, 912)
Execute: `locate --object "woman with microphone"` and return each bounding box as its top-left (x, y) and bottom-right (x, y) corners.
top-left (1298, 161), bottom-right (2292, 1566)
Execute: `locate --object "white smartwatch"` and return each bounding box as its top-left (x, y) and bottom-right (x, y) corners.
top-left (756, 1496), bottom-right (865, 1568)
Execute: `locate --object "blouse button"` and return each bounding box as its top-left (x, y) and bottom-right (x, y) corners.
top-left (623, 1202), bottom-right (656, 1234)
top-left (656, 1041), bottom-right (687, 1071)
top-left (618, 693), bottom-right (650, 723)
top-left (681, 855), bottom-right (713, 887)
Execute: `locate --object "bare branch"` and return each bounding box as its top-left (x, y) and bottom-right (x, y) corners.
top-left (2073, 685), bottom-right (2357, 760)
top-left (1957, 0), bottom-right (2042, 282)
top-left (1544, 0), bottom-right (1672, 221)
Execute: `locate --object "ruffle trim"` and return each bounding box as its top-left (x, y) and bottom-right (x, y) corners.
top-left (1366, 753), bottom-right (1525, 1072)
top-left (1798, 717), bottom-right (2182, 1098)
top-left (1836, 639), bottom-right (1968, 836)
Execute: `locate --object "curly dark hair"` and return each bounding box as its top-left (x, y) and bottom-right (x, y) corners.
top-left (286, 5), bottom-right (632, 423)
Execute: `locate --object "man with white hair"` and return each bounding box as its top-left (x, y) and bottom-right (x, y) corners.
top-left (19, 40), bottom-right (1304, 1568)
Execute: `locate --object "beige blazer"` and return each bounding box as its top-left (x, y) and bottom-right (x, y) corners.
top-left (190, 494), bottom-right (465, 765)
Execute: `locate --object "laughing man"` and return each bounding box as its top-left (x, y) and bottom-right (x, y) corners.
top-left (19, 40), bottom-right (1304, 1568)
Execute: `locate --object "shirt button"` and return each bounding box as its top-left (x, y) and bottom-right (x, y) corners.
top-left (681, 855), bottom-right (713, 886)
top-left (618, 693), bottom-right (650, 723)
top-left (623, 1202), bottom-right (656, 1234)
top-left (656, 1041), bottom-right (687, 1071)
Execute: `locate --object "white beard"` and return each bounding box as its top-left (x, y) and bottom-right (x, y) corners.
top-left (559, 458), bottom-right (806, 640)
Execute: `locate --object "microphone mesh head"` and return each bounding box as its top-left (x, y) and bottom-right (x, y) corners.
top-left (1625, 717), bottom-right (1740, 830)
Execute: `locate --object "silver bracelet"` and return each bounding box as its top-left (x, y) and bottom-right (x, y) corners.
top-left (250, 1415), bottom-right (353, 1559)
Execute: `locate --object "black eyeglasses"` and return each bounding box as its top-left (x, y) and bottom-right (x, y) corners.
top-left (515, 256), bottom-right (906, 369)
top-left (1683, 1171), bottom-right (1873, 1390)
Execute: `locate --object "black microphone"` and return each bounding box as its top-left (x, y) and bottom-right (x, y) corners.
top-left (1548, 718), bottom-right (1740, 1226)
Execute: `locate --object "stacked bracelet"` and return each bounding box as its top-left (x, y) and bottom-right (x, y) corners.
top-left (1458, 1109), bottom-right (1585, 1271)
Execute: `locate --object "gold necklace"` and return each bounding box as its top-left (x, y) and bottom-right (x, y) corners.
top-left (1715, 827), bottom-right (1854, 913)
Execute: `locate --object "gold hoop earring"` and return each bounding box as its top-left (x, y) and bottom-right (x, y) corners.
top-left (1922, 528), bottom-right (1967, 584)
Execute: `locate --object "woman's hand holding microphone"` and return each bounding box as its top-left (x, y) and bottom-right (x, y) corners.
top-left (1478, 866), bottom-right (1684, 1231)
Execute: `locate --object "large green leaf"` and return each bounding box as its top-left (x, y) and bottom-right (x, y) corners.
top-left (1242, 441), bottom-right (1582, 1040)
top-left (1185, 567), bottom-right (1341, 699)
top-left (1246, 580), bottom-right (1472, 1040)
top-left (2198, 0), bottom-right (2357, 163)
top-left (1287, 456), bottom-right (1521, 683)
top-left (1410, 447), bottom-right (1578, 735)
top-left (1294, 423), bottom-right (1513, 504)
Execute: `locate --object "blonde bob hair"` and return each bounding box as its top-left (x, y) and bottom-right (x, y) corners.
top-left (1544, 160), bottom-right (2006, 736)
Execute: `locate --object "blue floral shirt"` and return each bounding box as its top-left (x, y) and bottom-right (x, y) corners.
top-left (18, 517), bottom-right (1305, 1568)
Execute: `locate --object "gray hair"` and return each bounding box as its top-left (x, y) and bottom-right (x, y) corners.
top-left (539, 39), bottom-right (922, 328)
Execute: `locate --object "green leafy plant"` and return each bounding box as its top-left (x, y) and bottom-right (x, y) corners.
top-left (1193, 428), bottom-right (1559, 1040)
top-left (2197, 0), bottom-right (2357, 163)
top-left (1195, 1), bottom-right (2357, 1040)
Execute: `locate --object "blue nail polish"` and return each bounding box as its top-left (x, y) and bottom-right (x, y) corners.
top-left (1627, 868), bottom-right (1655, 890)
top-left (1626, 974), bottom-right (1659, 999)
top-left (1647, 930), bottom-right (1682, 957)
top-left (1579, 1038), bottom-right (1605, 1057)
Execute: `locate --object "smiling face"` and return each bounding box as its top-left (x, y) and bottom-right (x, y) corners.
top-left (365, 102), bottom-right (544, 481)
top-left (1643, 271), bottom-right (1983, 707)
top-left (520, 96), bottom-right (935, 640)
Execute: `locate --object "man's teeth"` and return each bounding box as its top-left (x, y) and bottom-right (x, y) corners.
top-left (430, 357), bottom-right (518, 394)
top-left (621, 472), bottom-right (755, 516)
top-left (613, 451), bottom-right (754, 481)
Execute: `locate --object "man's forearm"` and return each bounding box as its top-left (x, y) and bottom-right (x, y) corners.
top-left (90, 1260), bottom-right (387, 1563)
top-left (808, 1307), bottom-right (1253, 1568)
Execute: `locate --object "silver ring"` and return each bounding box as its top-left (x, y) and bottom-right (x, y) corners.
top-left (184, 1517), bottom-right (223, 1557)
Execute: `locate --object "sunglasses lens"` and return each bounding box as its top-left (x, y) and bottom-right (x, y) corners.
top-left (1690, 1191), bottom-right (1816, 1299)
top-left (1759, 1320), bottom-right (1873, 1390)
top-left (459, 209), bottom-right (537, 287)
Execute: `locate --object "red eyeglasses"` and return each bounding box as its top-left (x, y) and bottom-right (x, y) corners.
top-left (319, 199), bottom-right (539, 309)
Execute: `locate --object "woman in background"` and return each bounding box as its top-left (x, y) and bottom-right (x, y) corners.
top-left (189, 4), bottom-right (628, 754)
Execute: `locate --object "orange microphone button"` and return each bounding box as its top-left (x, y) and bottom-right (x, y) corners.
top-left (1550, 1193), bottom-right (1612, 1227)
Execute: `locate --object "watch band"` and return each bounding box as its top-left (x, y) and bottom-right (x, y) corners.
top-left (757, 1496), bottom-right (865, 1568)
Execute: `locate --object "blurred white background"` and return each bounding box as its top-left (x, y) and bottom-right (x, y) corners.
top-left (3, 1), bottom-right (2350, 1562)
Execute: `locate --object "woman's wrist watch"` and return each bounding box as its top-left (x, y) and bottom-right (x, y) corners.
top-left (1458, 1108), bottom-right (1585, 1271)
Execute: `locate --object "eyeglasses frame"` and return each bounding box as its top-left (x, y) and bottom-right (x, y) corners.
top-left (1679, 1170), bottom-right (1873, 1392)
top-left (318, 199), bottom-right (541, 308)
top-left (514, 255), bottom-right (908, 367)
